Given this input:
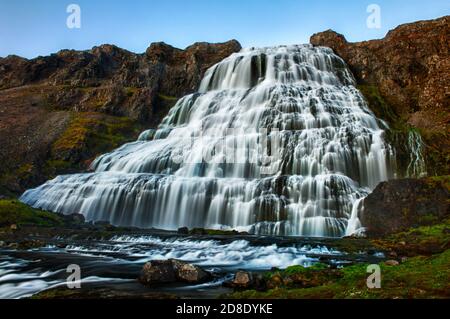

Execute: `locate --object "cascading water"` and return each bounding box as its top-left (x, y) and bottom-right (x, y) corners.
top-left (20, 45), bottom-right (396, 237)
top-left (406, 130), bottom-right (427, 178)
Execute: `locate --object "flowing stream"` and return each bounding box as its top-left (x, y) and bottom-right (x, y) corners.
top-left (0, 234), bottom-right (385, 299)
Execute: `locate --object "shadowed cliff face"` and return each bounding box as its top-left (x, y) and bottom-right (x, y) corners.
top-left (0, 40), bottom-right (242, 195)
top-left (310, 16), bottom-right (449, 176)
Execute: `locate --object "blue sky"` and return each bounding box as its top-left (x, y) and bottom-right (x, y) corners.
top-left (0, 0), bottom-right (449, 58)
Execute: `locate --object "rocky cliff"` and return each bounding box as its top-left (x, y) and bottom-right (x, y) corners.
top-left (311, 16), bottom-right (449, 176)
top-left (0, 40), bottom-right (241, 195)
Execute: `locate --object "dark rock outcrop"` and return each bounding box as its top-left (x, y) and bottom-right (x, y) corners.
top-left (139, 259), bottom-right (211, 286)
top-left (0, 40), bottom-right (241, 122)
top-left (0, 40), bottom-right (241, 195)
top-left (311, 16), bottom-right (449, 175)
top-left (360, 177), bottom-right (450, 237)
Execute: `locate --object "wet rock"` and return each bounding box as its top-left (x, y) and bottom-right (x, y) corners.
top-left (266, 274), bottom-right (283, 289)
top-left (8, 243), bottom-right (19, 249)
top-left (189, 228), bottom-right (207, 235)
top-left (139, 260), bottom-right (176, 285)
top-left (385, 260), bottom-right (400, 266)
top-left (224, 271), bottom-right (254, 289)
top-left (388, 251), bottom-right (398, 258)
top-left (139, 259), bottom-right (211, 286)
top-left (177, 227), bottom-right (189, 235)
top-left (17, 239), bottom-right (45, 250)
top-left (171, 259), bottom-right (211, 283)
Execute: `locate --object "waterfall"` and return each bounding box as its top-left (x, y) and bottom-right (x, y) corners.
top-left (406, 130), bottom-right (427, 178)
top-left (20, 45), bottom-right (396, 237)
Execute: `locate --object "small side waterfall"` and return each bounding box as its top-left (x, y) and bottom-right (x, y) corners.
top-left (20, 45), bottom-right (396, 237)
top-left (406, 130), bottom-right (427, 178)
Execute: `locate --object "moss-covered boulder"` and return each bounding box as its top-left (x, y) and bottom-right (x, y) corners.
top-left (360, 177), bottom-right (449, 237)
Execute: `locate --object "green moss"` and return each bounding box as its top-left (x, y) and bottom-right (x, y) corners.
top-left (358, 85), bottom-right (399, 126)
top-left (157, 93), bottom-right (178, 101)
top-left (52, 114), bottom-right (94, 153)
top-left (386, 220), bottom-right (450, 243)
top-left (427, 176), bottom-right (450, 192)
top-left (283, 263), bottom-right (328, 276)
top-left (48, 112), bottom-right (142, 176)
top-left (0, 199), bottom-right (63, 228)
top-left (370, 219), bottom-right (450, 257)
top-left (124, 87), bottom-right (139, 97)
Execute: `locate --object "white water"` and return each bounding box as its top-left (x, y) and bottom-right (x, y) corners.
top-left (20, 45), bottom-right (395, 237)
top-left (0, 236), bottom-right (354, 298)
top-left (406, 130), bottom-right (427, 178)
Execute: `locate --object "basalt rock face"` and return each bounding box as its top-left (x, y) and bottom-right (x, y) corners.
top-left (311, 16), bottom-right (450, 176)
top-left (0, 40), bottom-right (241, 122)
top-left (360, 177), bottom-right (450, 237)
top-left (0, 40), bottom-right (241, 195)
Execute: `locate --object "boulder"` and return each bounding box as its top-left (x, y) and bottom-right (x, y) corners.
top-left (385, 260), bottom-right (400, 266)
top-left (177, 227), bottom-right (189, 235)
top-left (171, 259), bottom-right (211, 283)
top-left (360, 178), bottom-right (449, 237)
top-left (224, 271), bottom-right (254, 289)
top-left (139, 260), bottom-right (176, 285)
top-left (139, 259), bottom-right (210, 286)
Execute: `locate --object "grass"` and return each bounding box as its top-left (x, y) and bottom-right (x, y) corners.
top-left (227, 219), bottom-right (450, 299)
top-left (371, 219), bottom-right (450, 256)
top-left (0, 199), bottom-right (63, 228)
top-left (228, 250), bottom-right (450, 299)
